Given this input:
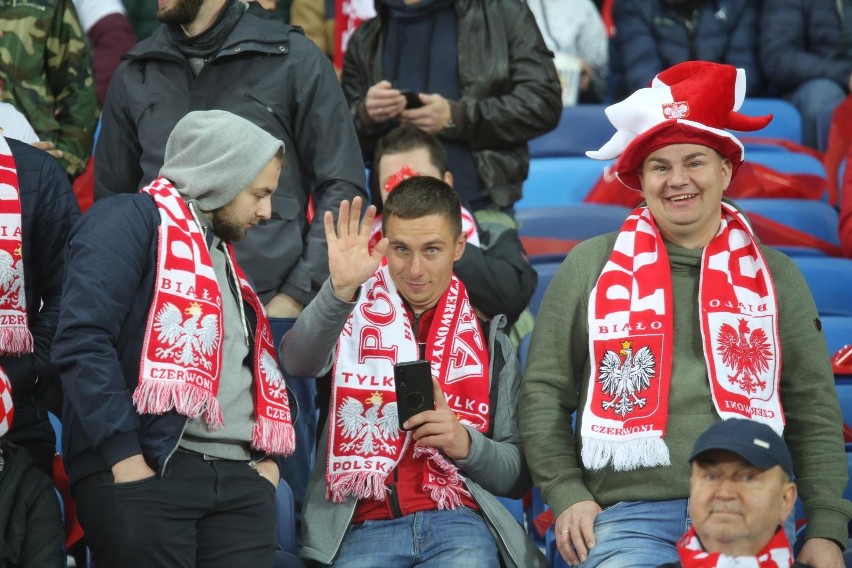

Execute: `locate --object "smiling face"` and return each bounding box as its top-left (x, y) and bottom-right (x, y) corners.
top-left (689, 450), bottom-right (796, 557)
top-left (638, 143), bottom-right (733, 249)
top-left (209, 156), bottom-right (281, 241)
top-left (383, 213), bottom-right (465, 314)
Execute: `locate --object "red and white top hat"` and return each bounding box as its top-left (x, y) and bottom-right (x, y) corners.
top-left (0, 365), bottom-right (12, 438)
top-left (586, 61), bottom-right (772, 190)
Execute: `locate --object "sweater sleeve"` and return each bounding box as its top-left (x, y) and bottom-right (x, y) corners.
top-left (519, 245), bottom-right (599, 515)
top-left (769, 251), bottom-right (852, 546)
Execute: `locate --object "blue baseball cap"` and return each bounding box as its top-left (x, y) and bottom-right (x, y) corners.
top-left (688, 419), bottom-right (794, 478)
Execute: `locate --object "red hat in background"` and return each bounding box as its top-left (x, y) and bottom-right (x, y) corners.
top-left (0, 365), bottom-right (12, 438)
top-left (586, 61), bottom-right (773, 191)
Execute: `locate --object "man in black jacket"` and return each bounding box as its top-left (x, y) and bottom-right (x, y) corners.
top-left (0, 136), bottom-right (80, 478)
top-left (342, 0), bottom-right (561, 213)
top-left (95, 0), bottom-right (368, 530)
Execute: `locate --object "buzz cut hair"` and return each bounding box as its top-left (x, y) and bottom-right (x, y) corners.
top-left (381, 175), bottom-right (462, 239)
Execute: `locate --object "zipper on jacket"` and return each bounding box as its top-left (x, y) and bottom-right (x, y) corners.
top-left (244, 91), bottom-right (289, 135)
top-left (161, 417), bottom-right (190, 476)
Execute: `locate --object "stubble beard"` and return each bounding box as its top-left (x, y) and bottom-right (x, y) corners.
top-left (157, 0), bottom-right (206, 26)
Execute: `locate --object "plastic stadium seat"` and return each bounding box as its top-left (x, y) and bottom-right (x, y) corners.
top-left (530, 262), bottom-right (562, 316)
top-left (792, 258), bottom-right (852, 317)
top-left (746, 150), bottom-right (827, 179)
top-left (519, 158), bottom-right (611, 208)
top-left (516, 204), bottom-right (629, 241)
top-left (821, 316), bottom-right (852, 355)
top-left (836, 382), bottom-right (852, 429)
top-left (276, 480), bottom-right (299, 557)
top-left (528, 104), bottom-right (613, 158)
top-left (736, 198), bottom-right (840, 246)
top-left (495, 496), bottom-right (525, 526)
top-left (736, 98), bottom-right (802, 144)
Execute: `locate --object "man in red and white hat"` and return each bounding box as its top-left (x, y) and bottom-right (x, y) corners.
top-left (519, 61), bottom-right (850, 567)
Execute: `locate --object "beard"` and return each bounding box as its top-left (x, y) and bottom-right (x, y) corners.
top-left (157, 0), bottom-right (205, 25)
top-left (210, 205), bottom-right (249, 242)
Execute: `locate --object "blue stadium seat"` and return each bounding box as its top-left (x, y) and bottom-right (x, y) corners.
top-left (276, 480), bottom-right (299, 557)
top-left (736, 98), bottom-right (803, 144)
top-left (528, 104), bottom-right (614, 158)
top-left (735, 198), bottom-right (840, 248)
top-left (516, 204), bottom-right (629, 241)
top-left (495, 496), bottom-right (525, 527)
top-left (820, 316), bottom-right (852, 355)
top-left (530, 262), bottom-right (562, 316)
top-left (519, 158), bottom-right (611, 208)
top-left (792, 258), bottom-right (852, 317)
top-left (836, 383), bottom-right (852, 430)
top-left (746, 150), bottom-right (827, 179)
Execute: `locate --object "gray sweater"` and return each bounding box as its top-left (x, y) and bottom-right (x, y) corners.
top-left (280, 279), bottom-right (548, 567)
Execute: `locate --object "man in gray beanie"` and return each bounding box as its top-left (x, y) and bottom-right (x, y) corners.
top-left (52, 109), bottom-right (297, 567)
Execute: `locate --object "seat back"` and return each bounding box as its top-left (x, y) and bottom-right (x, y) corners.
top-left (276, 480), bottom-right (298, 555)
top-left (736, 198), bottom-right (840, 245)
top-left (736, 98), bottom-right (803, 144)
top-left (516, 204), bottom-right (629, 240)
top-left (528, 105), bottom-right (614, 158)
top-left (792, 258), bottom-right (852, 317)
top-left (519, 158), bottom-right (611, 208)
top-left (530, 262), bottom-right (562, 316)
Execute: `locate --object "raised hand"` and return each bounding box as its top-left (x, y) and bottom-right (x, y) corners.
top-left (406, 378), bottom-right (471, 460)
top-left (324, 196), bottom-right (388, 301)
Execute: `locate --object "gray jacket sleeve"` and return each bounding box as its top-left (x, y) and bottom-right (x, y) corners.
top-left (456, 322), bottom-right (531, 500)
top-left (279, 278), bottom-right (354, 378)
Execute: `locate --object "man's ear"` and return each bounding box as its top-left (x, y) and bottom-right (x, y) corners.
top-left (720, 158), bottom-right (733, 192)
top-left (453, 232), bottom-right (466, 262)
top-left (443, 171), bottom-right (454, 188)
top-left (779, 480), bottom-right (797, 524)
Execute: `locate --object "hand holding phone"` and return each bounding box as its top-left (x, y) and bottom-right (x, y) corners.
top-left (394, 360), bottom-right (434, 430)
top-left (400, 90), bottom-right (424, 109)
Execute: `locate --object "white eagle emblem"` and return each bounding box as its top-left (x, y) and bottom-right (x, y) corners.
top-left (662, 101), bottom-right (690, 119)
top-left (337, 392), bottom-right (399, 455)
top-left (154, 302), bottom-right (219, 368)
top-left (716, 318), bottom-right (772, 395)
top-left (260, 351), bottom-right (287, 398)
top-left (0, 247), bottom-right (25, 309)
top-left (598, 340), bottom-right (656, 416)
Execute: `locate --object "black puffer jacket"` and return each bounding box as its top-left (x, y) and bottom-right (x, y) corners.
top-left (95, 7), bottom-right (367, 306)
top-left (341, 0), bottom-right (562, 208)
top-left (0, 441), bottom-right (64, 567)
top-left (0, 138), bottom-right (80, 445)
top-left (759, 0), bottom-right (852, 93)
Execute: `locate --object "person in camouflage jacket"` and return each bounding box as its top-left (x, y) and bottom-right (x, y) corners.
top-left (0, 0), bottom-right (97, 178)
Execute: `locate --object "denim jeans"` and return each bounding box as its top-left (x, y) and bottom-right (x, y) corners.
top-left (332, 507), bottom-right (500, 567)
top-left (576, 499), bottom-right (797, 568)
top-left (270, 317), bottom-right (318, 541)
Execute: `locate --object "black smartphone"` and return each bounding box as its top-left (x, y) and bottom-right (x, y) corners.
top-left (400, 90), bottom-right (424, 109)
top-left (394, 360), bottom-right (434, 430)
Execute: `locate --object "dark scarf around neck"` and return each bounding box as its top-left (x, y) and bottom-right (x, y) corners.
top-left (168, 0), bottom-right (245, 59)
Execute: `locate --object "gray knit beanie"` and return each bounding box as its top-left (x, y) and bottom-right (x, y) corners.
top-left (160, 110), bottom-right (285, 211)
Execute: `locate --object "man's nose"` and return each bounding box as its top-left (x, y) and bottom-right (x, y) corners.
top-left (257, 197), bottom-right (272, 220)
top-left (668, 165), bottom-right (689, 186)
top-left (409, 254), bottom-right (424, 276)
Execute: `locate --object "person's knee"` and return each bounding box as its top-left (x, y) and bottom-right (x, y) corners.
top-left (791, 79), bottom-right (846, 119)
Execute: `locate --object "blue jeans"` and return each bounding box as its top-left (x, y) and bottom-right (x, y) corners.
top-left (788, 78), bottom-right (846, 149)
top-left (332, 507), bottom-right (500, 567)
top-left (270, 317), bottom-right (318, 541)
top-left (576, 499), bottom-right (797, 568)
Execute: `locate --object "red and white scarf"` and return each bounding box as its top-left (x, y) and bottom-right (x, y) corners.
top-left (327, 265), bottom-right (489, 508)
top-left (581, 202), bottom-right (782, 471)
top-left (135, 178), bottom-right (295, 456)
top-left (0, 364), bottom-right (13, 437)
top-left (677, 525), bottom-right (793, 567)
top-left (0, 136), bottom-right (31, 355)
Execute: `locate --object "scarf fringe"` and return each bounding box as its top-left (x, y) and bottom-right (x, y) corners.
top-left (327, 471), bottom-right (390, 503)
top-left (581, 436), bottom-right (670, 471)
top-left (251, 416), bottom-right (296, 456)
top-left (133, 380), bottom-right (224, 428)
top-left (414, 445), bottom-right (470, 509)
top-left (0, 328), bottom-right (33, 356)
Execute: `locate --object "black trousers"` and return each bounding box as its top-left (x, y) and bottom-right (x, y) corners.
top-left (74, 450), bottom-right (277, 568)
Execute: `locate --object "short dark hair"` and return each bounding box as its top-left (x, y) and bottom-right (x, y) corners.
top-left (370, 127), bottom-right (449, 210)
top-left (374, 126), bottom-right (449, 176)
top-left (381, 175), bottom-right (462, 239)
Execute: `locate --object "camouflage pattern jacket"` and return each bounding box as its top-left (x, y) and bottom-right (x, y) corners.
top-left (0, 0), bottom-right (97, 177)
